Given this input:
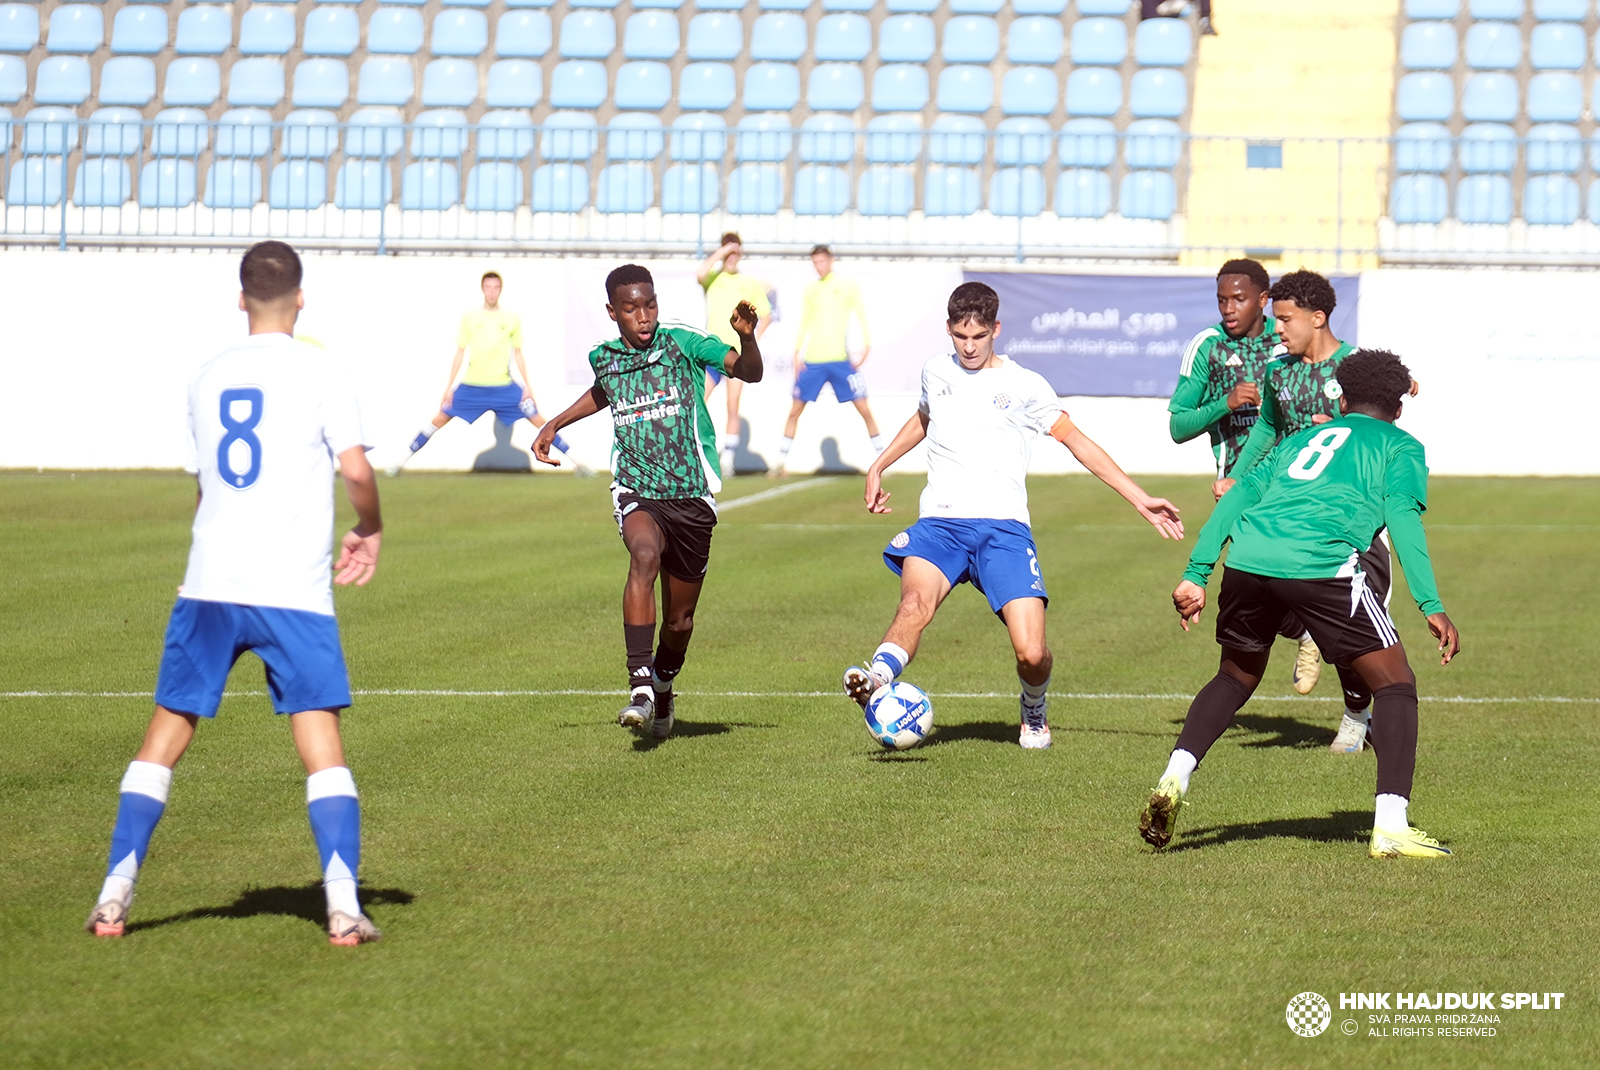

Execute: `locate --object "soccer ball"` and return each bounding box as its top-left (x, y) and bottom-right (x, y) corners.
top-left (864, 682), bottom-right (934, 751)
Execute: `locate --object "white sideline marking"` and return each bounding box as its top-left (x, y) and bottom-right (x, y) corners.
top-left (718, 477), bottom-right (838, 511)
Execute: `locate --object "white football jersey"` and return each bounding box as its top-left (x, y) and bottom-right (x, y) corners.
top-left (917, 353), bottom-right (1067, 525)
top-left (180, 333), bottom-right (367, 616)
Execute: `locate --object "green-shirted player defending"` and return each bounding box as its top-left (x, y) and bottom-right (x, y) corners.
top-left (534, 265), bottom-right (762, 740)
top-left (1141, 348), bottom-right (1460, 859)
top-left (1168, 259), bottom-right (1324, 698)
top-left (697, 232), bottom-right (773, 476)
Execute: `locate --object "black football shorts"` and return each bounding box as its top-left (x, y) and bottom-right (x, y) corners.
top-left (611, 486), bottom-right (717, 582)
top-left (1217, 566), bottom-right (1400, 665)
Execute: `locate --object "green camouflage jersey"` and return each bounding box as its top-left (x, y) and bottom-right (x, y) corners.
top-left (588, 323), bottom-right (732, 500)
top-left (1229, 340), bottom-right (1357, 479)
top-left (1167, 317), bottom-right (1290, 477)
top-left (1183, 414), bottom-right (1444, 615)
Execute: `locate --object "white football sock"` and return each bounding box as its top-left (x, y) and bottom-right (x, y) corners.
top-left (1163, 748), bottom-right (1199, 793)
top-left (778, 436), bottom-right (793, 459)
top-left (1020, 675), bottom-right (1049, 703)
top-left (869, 641), bottom-right (909, 684)
top-left (870, 434), bottom-right (886, 452)
top-left (722, 433), bottom-right (739, 452)
top-left (1375, 793), bottom-right (1409, 832)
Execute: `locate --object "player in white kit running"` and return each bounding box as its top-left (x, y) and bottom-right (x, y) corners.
top-left (843, 282), bottom-right (1186, 748)
top-left (84, 242), bottom-right (386, 946)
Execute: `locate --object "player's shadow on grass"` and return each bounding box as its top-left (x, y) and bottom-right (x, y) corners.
top-left (922, 721), bottom-right (1018, 748)
top-left (126, 881), bottom-right (415, 934)
top-left (1167, 810), bottom-right (1370, 853)
top-left (632, 719), bottom-right (775, 751)
top-left (1230, 712), bottom-right (1336, 750)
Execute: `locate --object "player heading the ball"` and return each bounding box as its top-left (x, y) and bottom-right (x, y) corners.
top-left (842, 282), bottom-right (1185, 749)
top-left (85, 241), bottom-right (386, 946)
top-left (534, 265), bottom-right (763, 741)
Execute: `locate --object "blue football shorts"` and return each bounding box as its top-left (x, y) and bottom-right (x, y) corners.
top-left (883, 518), bottom-right (1048, 615)
top-left (446, 383), bottom-right (525, 425)
top-left (794, 362), bottom-right (866, 403)
top-left (705, 365), bottom-right (725, 386)
top-left (154, 598), bottom-right (353, 717)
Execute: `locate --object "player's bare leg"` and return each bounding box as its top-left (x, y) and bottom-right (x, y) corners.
top-left (773, 399), bottom-right (808, 478)
top-left (287, 709), bottom-right (382, 943)
top-left (1000, 597), bottom-right (1053, 749)
top-left (844, 557), bottom-right (952, 707)
top-left (649, 572), bottom-right (704, 739)
top-left (619, 510), bottom-right (669, 729)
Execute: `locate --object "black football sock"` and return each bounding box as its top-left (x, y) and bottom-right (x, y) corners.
top-left (625, 623), bottom-right (656, 696)
top-left (1173, 670), bottom-right (1254, 762)
top-left (1370, 682), bottom-right (1419, 799)
top-left (652, 640), bottom-right (687, 693)
top-left (1337, 663), bottom-right (1372, 714)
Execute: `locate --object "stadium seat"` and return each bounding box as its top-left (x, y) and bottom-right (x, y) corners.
top-left (886, 0), bottom-right (937, 9)
top-left (1059, 117), bottom-right (1116, 168)
top-left (1529, 22), bottom-right (1583, 69)
top-left (624, 11), bottom-right (677, 58)
top-left (267, 160), bottom-right (326, 209)
top-left (726, 164), bottom-right (782, 214)
top-left (1456, 174), bottom-right (1512, 222)
top-left (282, 109), bottom-right (339, 158)
top-left (994, 117), bottom-right (1050, 166)
top-left (1125, 118), bottom-right (1182, 168)
top-left (216, 108), bottom-right (274, 159)
top-left (569, 0), bottom-right (621, 7)
top-left (1400, 22), bottom-right (1455, 69)
top-left (1524, 174), bottom-right (1579, 223)
top-left (614, 61), bottom-right (671, 109)
top-left (693, 0), bottom-right (743, 9)
top-left (74, 158), bottom-right (131, 206)
top-left (529, 163), bottom-right (587, 211)
top-left (549, 60), bottom-right (606, 107)
top-left (814, 14), bottom-right (870, 61)
top-left (874, 65), bottom-right (928, 112)
top-left (950, 0), bottom-right (1002, 10)
top-left (228, 58), bottom-right (285, 107)
top-left (1534, 0), bottom-right (1584, 16)
top-left (937, 66), bottom-right (994, 114)
top-left (1002, 67), bottom-right (1056, 116)
top-left (1405, 0), bottom-right (1459, 14)
top-left (300, 8), bottom-right (358, 57)
top-left (989, 168), bottom-right (1044, 216)
top-left (1130, 69), bottom-right (1187, 118)
top-left (1395, 72), bottom-right (1453, 120)
top-left (48, 6), bottom-right (102, 54)
top-left (928, 114), bottom-right (985, 164)
top-left (139, 158), bottom-right (197, 208)
top-left (400, 161), bottom-right (459, 208)
top-left (1389, 173), bottom-right (1448, 223)
top-left (1120, 170), bottom-right (1177, 219)
top-left (596, 163), bottom-right (651, 212)
top-left (35, 57), bottom-right (91, 105)
top-left (866, 114), bottom-right (921, 163)
top-left (737, 113), bottom-right (792, 161)
top-left (1526, 123), bottom-right (1581, 172)
top-left (762, 0), bottom-right (809, 8)
top-left (944, 15), bottom-right (1001, 63)
top-left (434, 11), bottom-right (489, 56)
top-left (799, 113), bottom-right (852, 162)
top-left (606, 112), bottom-right (663, 160)
top-left (1071, 17), bottom-right (1126, 65)
top-left (631, 0), bottom-right (682, 5)
top-left (1015, 0), bottom-right (1066, 9)
top-left (410, 109), bottom-right (467, 156)
top-left (794, 165), bottom-right (850, 214)
top-left (880, 15), bottom-right (935, 61)
top-left (21, 106), bottom-right (81, 156)
top-left (662, 163), bottom-right (718, 213)
top-left (13, 150), bottom-right (68, 208)
top-left (1468, 0), bottom-right (1521, 16)
top-left (1055, 168), bottom-right (1112, 218)
top-left (1078, 0), bottom-right (1130, 11)
top-left (808, 64), bottom-right (863, 110)
top-left (111, 6), bottom-right (164, 55)
top-left (676, 63), bottom-right (737, 111)
top-left (751, 14), bottom-right (805, 61)
top-left (1135, 16), bottom-right (1191, 66)
top-left (1465, 22), bottom-right (1521, 70)
top-left (1, 59), bottom-right (29, 105)
top-left (442, 0), bottom-right (492, 7)
top-left (334, 159), bottom-right (391, 209)
top-left (858, 166), bottom-right (913, 216)
top-left (478, 109), bottom-right (534, 159)
top-left (1393, 122), bottom-right (1451, 172)
top-left (1527, 72), bottom-right (1580, 120)
top-left (177, 6), bottom-right (232, 55)
top-left (744, 62), bottom-right (800, 110)
top-left (164, 58), bottom-right (221, 106)
top-left (370, 8), bottom-right (426, 55)
top-left (346, 107), bottom-right (405, 157)
top-left (0, 5), bottom-right (38, 54)
top-left (670, 112), bottom-right (726, 161)
top-left (822, 0), bottom-right (874, 9)
top-left (559, 12), bottom-right (614, 58)
top-left (924, 165), bottom-right (981, 215)
top-left (485, 59), bottom-right (540, 107)
top-left (540, 112), bottom-right (598, 160)
top-left (686, 13), bottom-right (741, 59)
top-left (97, 56), bottom-right (155, 106)
top-left (423, 59), bottom-right (477, 107)
top-left (1066, 67), bottom-right (1121, 117)
top-left (238, 7), bottom-right (294, 56)
top-left (1006, 16), bottom-right (1060, 64)
top-left (1587, 179), bottom-right (1600, 224)
top-left (203, 159), bottom-right (261, 208)
top-left (84, 107), bottom-right (143, 156)
top-left (465, 162), bottom-right (523, 211)
top-left (1458, 123), bottom-right (1515, 172)
top-left (297, 59), bottom-right (352, 107)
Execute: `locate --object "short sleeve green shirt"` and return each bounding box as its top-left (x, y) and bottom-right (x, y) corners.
top-left (1261, 341), bottom-right (1357, 439)
top-left (1167, 318), bottom-right (1289, 474)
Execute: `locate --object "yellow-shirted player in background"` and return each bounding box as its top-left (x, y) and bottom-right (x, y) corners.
top-left (697, 233), bottom-right (772, 476)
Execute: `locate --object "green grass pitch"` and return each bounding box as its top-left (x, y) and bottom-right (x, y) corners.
top-left (2, 470), bottom-right (1596, 1069)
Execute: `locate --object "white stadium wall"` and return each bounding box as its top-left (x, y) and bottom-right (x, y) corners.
top-left (0, 249), bottom-right (1592, 476)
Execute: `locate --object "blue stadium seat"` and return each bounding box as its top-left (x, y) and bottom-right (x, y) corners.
top-left (596, 163), bottom-right (651, 212)
top-left (164, 58), bottom-right (220, 106)
top-left (794, 165), bottom-right (850, 214)
top-left (822, 0), bottom-right (873, 9)
top-left (1524, 174), bottom-right (1579, 223)
top-left (737, 113), bottom-right (792, 161)
top-left (1078, 0), bottom-right (1131, 11)
top-left (21, 106), bottom-right (80, 156)
top-left (529, 163), bottom-right (587, 211)
top-left (633, 0), bottom-right (685, 7)
top-left (799, 113), bottom-right (852, 162)
top-left (938, 66), bottom-right (993, 112)
top-left (606, 112), bottom-right (663, 160)
top-left (466, 162), bottom-right (523, 211)
top-left (75, 158), bottom-right (131, 206)
top-left (624, 11), bottom-right (677, 58)
top-left (228, 58), bottom-right (285, 107)
top-left (346, 107), bottom-right (404, 157)
top-left (1135, 16), bottom-right (1191, 66)
top-left (495, 11), bottom-right (549, 57)
top-left (401, 161), bottom-right (457, 209)
top-left (35, 57), bottom-right (91, 105)
top-left (357, 58), bottom-right (410, 105)
top-left (84, 106), bottom-right (143, 156)
top-left (874, 65), bottom-right (928, 111)
top-left (1002, 67), bottom-right (1056, 115)
top-left (216, 108), bottom-right (274, 158)
top-left (1587, 178), bottom-right (1600, 224)
top-left (486, 59), bottom-right (540, 106)
top-left (880, 15), bottom-right (935, 61)
top-left (1529, 22), bottom-right (1583, 68)
top-left (478, 110), bottom-right (535, 159)
top-left (434, 10), bottom-right (489, 56)
top-left (203, 160), bottom-right (261, 208)
top-left (614, 61), bottom-right (671, 109)
top-left (1527, 72), bottom-right (1581, 119)
top-left (442, 0), bottom-right (490, 8)
top-left (727, 164), bottom-right (781, 214)
top-left (866, 114), bottom-right (920, 162)
top-left (334, 159), bottom-right (391, 209)
top-left (1458, 123), bottom-right (1515, 172)
top-left (1125, 118), bottom-right (1182, 168)
top-left (296, 59), bottom-right (351, 107)
top-left (924, 165), bottom-right (981, 215)
top-left (111, 6), bottom-right (164, 55)
top-left (1400, 22), bottom-right (1456, 70)
top-left (744, 62), bottom-right (800, 110)
top-left (1120, 170), bottom-right (1176, 219)
top-left (1465, 22), bottom-right (1520, 70)
top-left (1534, 0), bottom-right (1584, 16)
top-left (679, 62), bottom-right (735, 109)
top-left (368, 9), bottom-right (426, 55)
top-left (238, 7), bottom-right (294, 56)
top-left (1395, 72), bottom-right (1453, 120)
top-left (1389, 173), bottom-right (1448, 222)
top-left (1468, 0), bottom-right (1521, 16)
top-left (423, 59), bottom-right (477, 106)
top-left (945, 15), bottom-right (1001, 62)
top-left (176, 6), bottom-right (231, 55)
top-left (1058, 117), bottom-right (1116, 167)
top-left (1393, 122), bottom-right (1451, 172)
top-left (540, 112), bottom-right (598, 160)
top-left (1405, 0), bottom-right (1458, 14)
top-left (48, 6), bottom-right (102, 54)
top-left (410, 108), bottom-right (467, 156)
top-left (0, 57), bottom-right (25, 105)
top-left (281, 109), bottom-right (338, 158)
top-left (886, 0), bottom-right (937, 9)
top-left (1456, 174), bottom-right (1512, 222)
top-left (814, 14), bottom-right (870, 60)
top-left (301, 9), bottom-right (358, 57)
top-left (1065, 67), bottom-right (1121, 117)
top-left (1071, 17), bottom-right (1125, 65)
top-left (97, 57), bottom-right (155, 106)
top-left (751, 14), bottom-right (806, 61)
top-left (808, 64), bottom-right (863, 110)
top-left (1129, 69), bottom-right (1186, 118)
top-left (507, 0), bottom-right (552, 4)
top-left (1006, 16), bottom-right (1060, 63)
top-left (1, 6), bottom-right (39, 54)
top-left (951, 0), bottom-right (1001, 10)
top-left (670, 113), bottom-right (726, 161)
top-left (140, 159), bottom-right (198, 208)
top-left (1526, 123), bottom-right (1580, 172)
top-left (762, 0), bottom-right (809, 8)
top-left (252, 0), bottom-right (300, 4)
top-left (569, 0), bottom-right (621, 7)
top-left (989, 168), bottom-right (1043, 216)
top-left (549, 60), bottom-right (606, 107)
top-left (1055, 169), bottom-right (1111, 218)
top-left (994, 117), bottom-right (1050, 165)
top-left (1015, 0), bottom-right (1066, 9)
top-left (929, 114), bottom-right (985, 164)
top-left (686, 13), bottom-right (740, 59)
top-left (858, 166), bottom-right (913, 216)
top-left (559, 12), bottom-right (614, 58)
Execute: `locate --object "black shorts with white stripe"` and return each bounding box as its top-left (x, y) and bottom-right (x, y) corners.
top-left (1215, 566), bottom-right (1400, 666)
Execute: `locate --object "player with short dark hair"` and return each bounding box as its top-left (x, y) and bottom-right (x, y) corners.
top-left (1142, 348), bottom-right (1460, 859)
top-left (534, 265), bottom-right (763, 740)
top-left (85, 241), bottom-right (387, 945)
top-left (842, 282), bottom-right (1185, 748)
top-left (696, 232), bottom-right (773, 475)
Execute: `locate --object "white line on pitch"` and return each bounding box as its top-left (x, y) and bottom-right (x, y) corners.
top-left (718, 477), bottom-right (838, 511)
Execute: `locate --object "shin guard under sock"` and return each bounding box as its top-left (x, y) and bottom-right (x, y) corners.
top-left (626, 622), bottom-right (656, 695)
top-left (652, 640), bottom-right (687, 693)
top-left (1336, 663), bottom-right (1373, 714)
top-left (307, 767), bottom-right (362, 919)
top-left (100, 761), bottom-right (173, 906)
top-left (1173, 671), bottom-right (1254, 762)
top-left (1370, 682), bottom-right (1419, 799)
